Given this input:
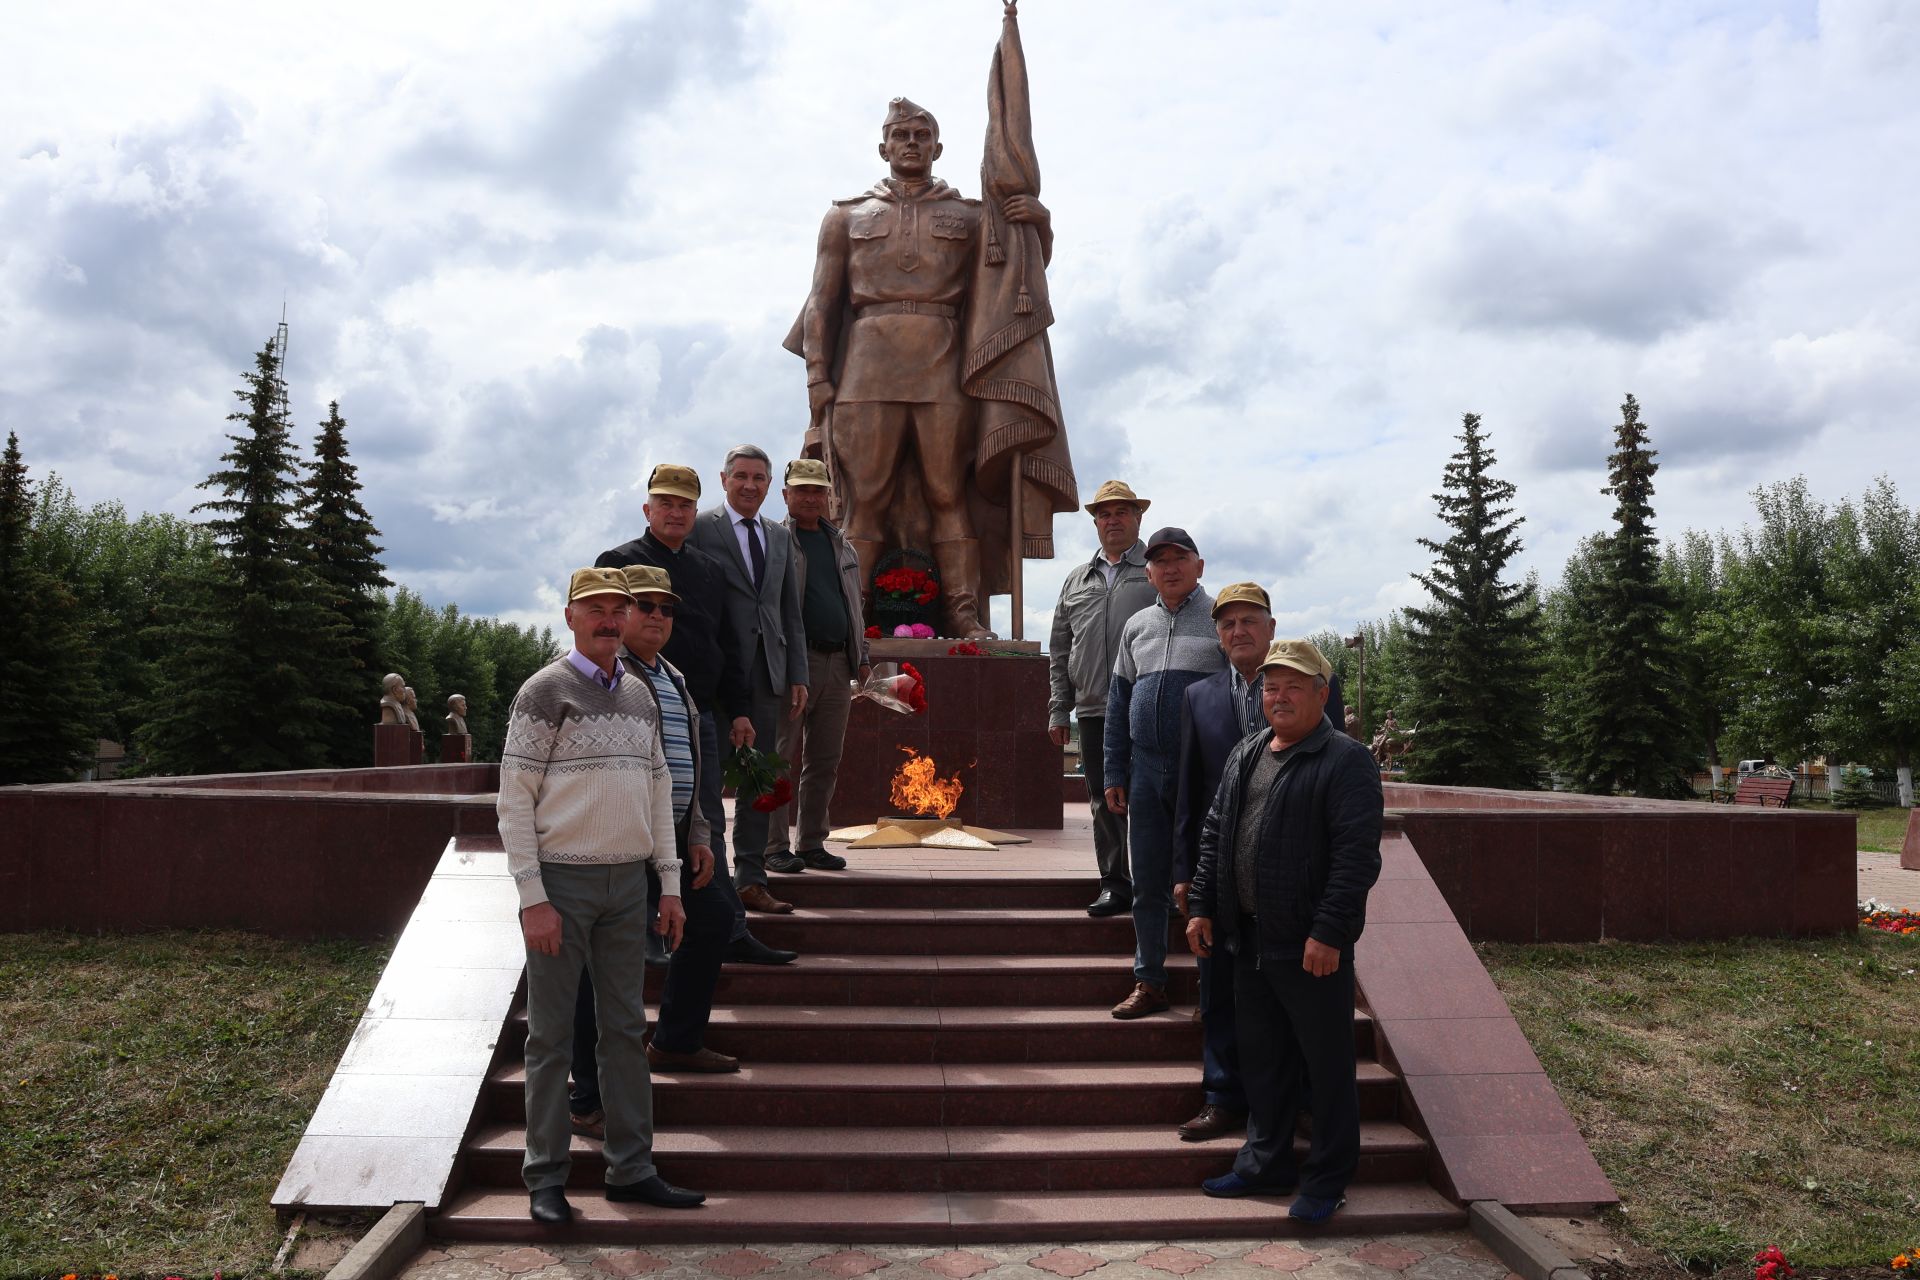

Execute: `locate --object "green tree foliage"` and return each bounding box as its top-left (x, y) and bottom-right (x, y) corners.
top-left (1820, 476), bottom-right (1920, 792)
top-left (1663, 530), bottom-right (1741, 785)
top-left (28, 476), bottom-right (214, 747)
top-left (136, 338), bottom-right (355, 775)
top-left (0, 434), bottom-right (104, 783)
top-left (299, 401), bottom-right (391, 766)
top-left (1401, 413), bottom-right (1546, 789)
top-left (372, 587), bottom-right (557, 762)
top-left (1550, 396), bottom-right (1694, 797)
top-left (1719, 478), bottom-right (1835, 768)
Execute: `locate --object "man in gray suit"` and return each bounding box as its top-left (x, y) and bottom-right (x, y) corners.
top-left (693, 444), bottom-right (810, 914)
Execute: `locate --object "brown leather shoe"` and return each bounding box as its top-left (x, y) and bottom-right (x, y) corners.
top-left (738, 883), bottom-right (792, 914)
top-left (569, 1109), bottom-right (605, 1140)
top-left (1177, 1103), bottom-right (1248, 1142)
top-left (647, 1043), bottom-right (740, 1073)
top-left (1110, 982), bottom-right (1170, 1020)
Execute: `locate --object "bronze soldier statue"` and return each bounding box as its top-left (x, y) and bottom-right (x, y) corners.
top-left (787, 11), bottom-right (1079, 639)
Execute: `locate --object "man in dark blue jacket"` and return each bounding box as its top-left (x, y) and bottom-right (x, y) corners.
top-left (1173, 587), bottom-right (1344, 1144)
top-left (1185, 639), bottom-right (1380, 1226)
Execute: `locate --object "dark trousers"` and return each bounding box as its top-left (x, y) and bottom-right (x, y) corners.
top-left (1230, 928), bottom-right (1360, 1199)
top-left (570, 822), bottom-right (735, 1113)
top-left (696, 709), bottom-right (750, 943)
top-left (1079, 715), bottom-right (1130, 894)
top-left (1198, 953), bottom-right (1246, 1110)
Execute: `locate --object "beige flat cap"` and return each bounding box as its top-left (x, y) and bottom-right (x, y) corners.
top-left (1211, 582), bottom-right (1272, 617)
top-left (1259, 638), bottom-right (1332, 680)
top-left (619, 564), bottom-right (681, 602)
top-left (567, 567), bottom-right (635, 604)
top-left (647, 463), bottom-right (701, 501)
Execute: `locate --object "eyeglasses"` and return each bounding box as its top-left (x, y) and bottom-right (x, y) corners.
top-left (634, 600), bottom-right (677, 618)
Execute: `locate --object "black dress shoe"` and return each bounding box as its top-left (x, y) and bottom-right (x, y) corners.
top-left (606, 1174), bottom-right (706, 1208)
top-left (726, 934), bottom-right (798, 965)
top-left (797, 848), bottom-right (848, 870)
top-left (529, 1185), bottom-right (574, 1223)
top-left (1086, 888), bottom-right (1131, 917)
top-left (765, 851), bottom-right (809, 873)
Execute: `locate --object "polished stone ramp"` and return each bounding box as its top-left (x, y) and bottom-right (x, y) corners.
top-left (427, 813), bottom-right (1472, 1244)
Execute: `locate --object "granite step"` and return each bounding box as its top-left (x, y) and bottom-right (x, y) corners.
top-left (430, 1181), bottom-right (1466, 1244)
top-left (768, 871), bottom-right (1098, 911)
top-left (484, 1060), bottom-right (1405, 1127)
top-left (739, 907), bottom-right (1183, 955)
top-left (462, 1120), bottom-right (1432, 1191)
top-left (645, 952), bottom-right (1206, 1007)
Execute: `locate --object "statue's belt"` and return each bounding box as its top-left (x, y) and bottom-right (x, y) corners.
top-left (855, 301), bottom-right (958, 319)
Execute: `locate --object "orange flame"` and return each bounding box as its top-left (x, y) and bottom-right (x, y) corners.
top-left (890, 746), bottom-right (965, 818)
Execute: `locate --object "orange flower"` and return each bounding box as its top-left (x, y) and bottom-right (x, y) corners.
top-left (1891, 1256), bottom-right (1909, 1270)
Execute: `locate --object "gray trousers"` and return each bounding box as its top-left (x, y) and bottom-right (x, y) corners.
top-left (769, 648), bottom-right (854, 853)
top-left (731, 655), bottom-right (788, 888)
top-left (1080, 715), bottom-right (1130, 893)
top-left (523, 861), bottom-right (657, 1191)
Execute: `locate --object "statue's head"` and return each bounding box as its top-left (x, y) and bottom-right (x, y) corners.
top-left (403, 686), bottom-right (418, 709)
top-left (878, 96), bottom-right (941, 178)
top-left (448, 694), bottom-right (467, 715)
top-left (382, 672), bottom-right (404, 699)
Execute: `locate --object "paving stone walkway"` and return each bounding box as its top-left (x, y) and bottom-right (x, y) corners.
top-left (399, 1231), bottom-right (1519, 1280)
top-left (1857, 850), bottom-right (1919, 911)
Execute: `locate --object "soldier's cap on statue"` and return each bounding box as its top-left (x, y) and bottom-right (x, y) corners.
top-left (1143, 526), bottom-right (1199, 560)
top-left (1259, 638), bottom-right (1333, 681)
top-left (1211, 581), bottom-right (1271, 618)
top-left (647, 463), bottom-right (701, 502)
top-left (1084, 479), bottom-right (1151, 516)
top-left (784, 458), bottom-right (833, 489)
top-left (883, 96), bottom-right (939, 136)
top-left (619, 564), bottom-right (681, 604)
top-left (567, 567), bottom-right (636, 604)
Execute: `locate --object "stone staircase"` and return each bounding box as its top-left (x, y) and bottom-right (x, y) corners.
top-left (431, 868), bottom-right (1463, 1243)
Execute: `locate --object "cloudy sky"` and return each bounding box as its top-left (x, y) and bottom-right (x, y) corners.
top-left (4, 0), bottom-right (1916, 638)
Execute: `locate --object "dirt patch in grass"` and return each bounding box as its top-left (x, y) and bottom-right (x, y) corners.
top-left (1481, 932), bottom-right (1920, 1270)
top-left (0, 931), bottom-right (390, 1277)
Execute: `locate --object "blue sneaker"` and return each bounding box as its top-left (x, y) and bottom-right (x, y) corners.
top-left (1288, 1193), bottom-right (1346, 1224)
top-left (1201, 1171), bottom-right (1296, 1198)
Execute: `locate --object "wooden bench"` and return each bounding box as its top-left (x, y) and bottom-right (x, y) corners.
top-left (1713, 775), bottom-right (1795, 807)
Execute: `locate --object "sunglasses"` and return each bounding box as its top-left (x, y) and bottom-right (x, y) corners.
top-left (634, 600), bottom-right (677, 618)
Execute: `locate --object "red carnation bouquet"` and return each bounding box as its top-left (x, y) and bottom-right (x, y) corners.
top-left (873, 566), bottom-right (939, 607)
top-left (853, 661), bottom-right (928, 716)
top-left (722, 744), bottom-right (792, 813)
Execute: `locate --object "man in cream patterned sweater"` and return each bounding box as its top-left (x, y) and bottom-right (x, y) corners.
top-left (498, 567), bottom-right (704, 1224)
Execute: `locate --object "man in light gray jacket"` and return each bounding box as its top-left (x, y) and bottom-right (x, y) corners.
top-left (692, 444), bottom-right (810, 914)
top-left (1047, 480), bottom-right (1159, 917)
top-left (768, 458), bottom-right (873, 872)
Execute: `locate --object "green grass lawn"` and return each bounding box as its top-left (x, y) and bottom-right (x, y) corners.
top-left (1482, 933), bottom-right (1920, 1270)
top-left (1847, 805), bottom-right (1911, 855)
top-left (0, 932), bottom-right (389, 1278)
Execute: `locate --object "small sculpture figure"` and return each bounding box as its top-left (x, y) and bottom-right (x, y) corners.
top-left (445, 694), bottom-right (469, 736)
top-left (379, 673), bottom-right (408, 724)
top-left (1343, 704), bottom-right (1360, 739)
top-left (1370, 709), bottom-right (1400, 768)
top-left (401, 686), bottom-right (423, 730)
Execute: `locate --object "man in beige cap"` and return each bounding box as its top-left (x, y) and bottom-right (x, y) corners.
top-left (767, 459), bottom-right (871, 873)
top-left (497, 568), bottom-right (703, 1225)
top-left (1047, 480), bottom-right (1157, 917)
top-left (1185, 639), bottom-right (1381, 1226)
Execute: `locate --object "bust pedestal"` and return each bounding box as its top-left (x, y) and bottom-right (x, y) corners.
top-left (408, 730), bottom-right (424, 765)
top-left (828, 641), bottom-right (1062, 830)
top-left (373, 723), bottom-right (412, 767)
top-left (441, 733), bottom-right (472, 764)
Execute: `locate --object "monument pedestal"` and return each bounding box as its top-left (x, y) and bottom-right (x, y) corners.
top-left (409, 730), bottom-right (424, 765)
top-left (441, 734), bottom-right (472, 764)
top-left (373, 723), bottom-right (412, 767)
top-left (828, 642), bottom-right (1061, 830)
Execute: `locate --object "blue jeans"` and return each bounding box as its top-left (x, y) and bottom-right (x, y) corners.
top-left (1126, 748), bottom-right (1178, 990)
top-left (1198, 953), bottom-right (1246, 1109)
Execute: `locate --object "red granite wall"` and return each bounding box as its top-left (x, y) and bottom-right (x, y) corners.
top-left (829, 653), bottom-right (1063, 829)
top-left (0, 768), bottom-right (499, 939)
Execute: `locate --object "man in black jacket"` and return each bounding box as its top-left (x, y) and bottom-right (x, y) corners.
top-left (597, 463), bottom-right (797, 969)
top-left (1185, 639), bottom-right (1381, 1226)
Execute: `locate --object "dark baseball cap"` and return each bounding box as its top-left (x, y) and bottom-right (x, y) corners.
top-left (1144, 526), bottom-right (1199, 560)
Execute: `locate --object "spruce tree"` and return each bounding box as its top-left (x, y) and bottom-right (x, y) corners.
top-left (300, 401), bottom-right (390, 766)
top-left (1401, 414), bottom-right (1547, 789)
top-left (0, 433), bottom-right (104, 782)
top-left (1557, 395), bottom-right (1694, 796)
top-left (137, 338), bottom-right (353, 775)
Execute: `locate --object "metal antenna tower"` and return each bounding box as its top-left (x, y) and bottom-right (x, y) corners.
top-left (272, 299), bottom-right (292, 427)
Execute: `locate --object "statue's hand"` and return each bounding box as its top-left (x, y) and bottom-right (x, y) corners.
top-left (1002, 194), bottom-right (1049, 225)
top-left (808, 380), bottom-right (835, 415)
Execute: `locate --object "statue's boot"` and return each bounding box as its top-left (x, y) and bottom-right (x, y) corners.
top-left (934, 538), bottom-right (996, 640)
top-left (849, 537), bottom-right (886, 617)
